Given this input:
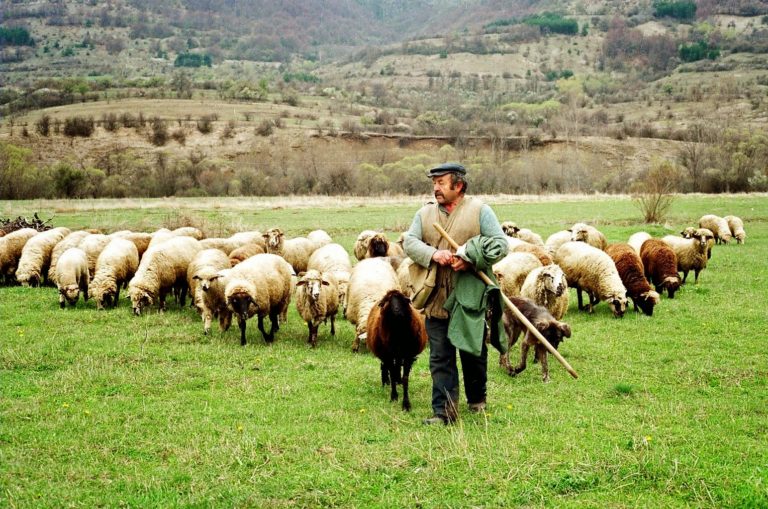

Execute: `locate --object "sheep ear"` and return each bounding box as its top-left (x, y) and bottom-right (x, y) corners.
top-left (321, 279), bottom-right (330, 286)
top-left (297, 271), bottom-right (306, 278)
top-left (566, 229), bottom-right (572, 233)
top-left (192, 275), bottom-right (201, 280)
top-left (296, 280), bottom-right (307, 286)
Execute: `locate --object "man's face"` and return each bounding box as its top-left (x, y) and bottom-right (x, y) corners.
top-left (432, 174), bottom-right (461, 205)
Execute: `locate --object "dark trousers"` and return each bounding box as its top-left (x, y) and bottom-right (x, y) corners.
top-left (426, 317), bottom-right (487, 419)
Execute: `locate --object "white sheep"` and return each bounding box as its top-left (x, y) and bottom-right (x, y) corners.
top-left (627, 231), bottom-right (652, 255)
top-left (294, 269), bottom-right (340, 348)
top-left (128, 236), bottom-right (202, 315)
top-left (0, 228), bottom-right (39, 283)
top-left (662, 233), bottom-right (710, 284)
top-left (187, 248), bottom-right (232, 311)
top-left (90, 238), bottom-right (140, 310)
top-left (55, 247), bottom-right (89, 308)
top-left (146, 228), bottom-right (174, 249)
top-left (307, 229), bottom-right (333, 251)
top-left (199, 237), bottom-right (240, 255)
top-left (723, 215), bottom-right (746, 244)
top-left (224, 253), bottom-right (293, 345)
top-left (228, 243), bottom-right (265, 266)
top-left (229, 230), bottom-right (265, 248)
top-left (353, 230), bottom-right (378, 261)
top-left (507, 237), bottom-right (553, 265)
top-left (698, 214), bottom-right (732, 244)
top-left (194, 268), bottom-right (233, 336)
top-left (16, 227), bottom-right (70, 287)
top-left (519, 264), bottom-right (569, 320)
top-left (307, 242), bottom-right (352, 305)
top-left (345, 257), bottom-right (400, 352)
top-left (109, 231), bottom-right (152, 258)
top-left (570, 223), bottom-right (608, 250)
top-left (77, 233), bottom-right (111, 278)
top-left (555, 241), bottom-right (628, 317)
top-left (171, 226), bottom-right (205, 240)
top-left (544, 230), bottom-right (572, 256)
top-left (49, 231), bottom-right (91, 285)
top-left (502, 222), bottom-right (544, 246)
top-left (396, 257), bottom-right (415, 298)
top-left (262, 227), bottom-right (315, 273)
top-left (492, 252), bottom-right (543, 299)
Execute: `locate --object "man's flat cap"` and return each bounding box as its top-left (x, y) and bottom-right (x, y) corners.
top-left (426, 162), bottom-right (467, 178)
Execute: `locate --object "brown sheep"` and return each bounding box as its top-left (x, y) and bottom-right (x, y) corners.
top-left (503, 296), bottom-right (572, 383)
top-left (639, 239), bottom-right (681, 299)
top-left (605, 243), bottom-right (660, 316)
top-left (366, 289), bottom-right (427, 411)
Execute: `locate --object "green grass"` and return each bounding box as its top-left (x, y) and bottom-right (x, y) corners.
top-left (1, 194), bottom-right (767, 507)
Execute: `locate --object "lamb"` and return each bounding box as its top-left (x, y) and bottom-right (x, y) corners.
top-left (555, 241), bottom-right (628, 317)
top-left (224, 253), bottom-right (293, 345)
top-left (77, 234), bottom-right (111, 278)
top-left (605, 243), bottom-right (660, 316)
top-left (353, 230), bottom-right (378, 261)
top-left (294, 269), bottom-right (340, 348)
top-left (55, 247), bottom-right (89, 308)
top-left (49, 231), bottom-right (92, 284)
top-left (570, 223), bottom-right (608, 250)
top-left (345, 257), bottom-right (401, 352)
top-left (519, 264), bottom-right (569, 320)
top-left (662, 232), bottom-right (710, 284)
top-left (723, 215), bottom-right (746, 244)
top-left (16, 227), bottom-right (70, 287)
top-left (128, 236), bottom-right (202, 315)
top-left (627, 231), bottom-right (652, 255)
top-left (366, 289), bottom-right (427, 411)
top-left (307, 229), bottom-right (333, 250)
top-left (544, 230), bottom-right (572, 256)
top-left (307, 242), bottom-right (352, 304)
top-left (0, 228), bottom-right (38, 283)
top-left (698, 214), bottom-right (732, 244)
top-left (228, 243), bottom-right (265, 266)
top-left (90, 238), bottom-right (140, 309)
top-left (492, 252), bottom-right (543, 299)
top-left (639, 239), bottom-right (681, 298)
top-left (194, 268), bottom-right (233, 336)
top-left (187, 248), bottom-right (231, 311)
top-left (502, 296), bottom-right (572, 383)
top-left (262, 227), bottom-right (315, 273)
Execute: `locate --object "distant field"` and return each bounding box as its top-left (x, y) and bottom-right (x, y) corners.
top-left (1, 194), bottom-right (766, 507)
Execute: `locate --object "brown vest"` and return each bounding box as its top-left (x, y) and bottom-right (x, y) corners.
top-left (417, 196), bottom-right (484, 318)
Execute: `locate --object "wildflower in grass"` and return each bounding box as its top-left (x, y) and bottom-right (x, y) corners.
top-left (506, 404), bottom-right (512, 410)
top-left (237, 424), bottom-right (244, 432)
top-left (62, 403), bottom-right (69, 408)
top-left (645, 435), bottom-right (652, 442)
top-left (84, 410), bottom-right (91, 416)
top-left (359, 408), bottom-right (367, 414)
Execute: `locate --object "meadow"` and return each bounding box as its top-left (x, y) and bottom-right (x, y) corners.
top-left (1, 193), bottom-right (767, 508)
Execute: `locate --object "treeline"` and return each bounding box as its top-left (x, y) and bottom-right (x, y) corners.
top-left (0, 26), bottom-right (35, 46)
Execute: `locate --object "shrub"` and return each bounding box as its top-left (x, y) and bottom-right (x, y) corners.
top-left (197, 115), bottom-right (215, 134)
top-left (63, 116), bottom-right (94, 137)
top-left (523, 12), bottom-right (579, 35)
top-left (255, 119), bottom-right (274, 137)
top-left (149, 117), bottom-right (169, 146)
top-left (632, 160), bottom-right (680, 223)
top-left (174, 52), bottom-right (211, 68)
top-left (171, 129), bottom-right (186, 145)
top-left (35, 115), bottom-right (51, 136)
top-left (652, 0), bottom-right (696, 21)
top-left (102, 113), bottom-right (119, 132)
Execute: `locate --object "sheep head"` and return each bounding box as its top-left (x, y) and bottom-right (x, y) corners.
top-left (635, 290), bottom-right (660, 316)
top-left (296, 269), bottom-right (329, 302)
top-left (539, 265), bottom-right (566, 297)
top-left (570, 223), bottom-right (590, 243)
top-left (60, 284), bottom-right (80, 305)
top-left (368, 234), bottom-right (390, 258)
top-left (663, 276), bottom-right (681, 299)
top-left (681, 227), bottom-right (696, 238)
top-left (608, 293), bottom-right (628, 318)
top-left (131, 289), bottom-right (153, 316)
top-left (501, 221), bottom-right (520, 237)
top-left (263, 228), bottom-right (284, 252)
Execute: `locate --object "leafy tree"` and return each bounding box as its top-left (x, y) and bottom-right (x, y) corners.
top-left (0, 26), bottom-right (34, 46)
top-left (653, 1), bottom-right (697, 20)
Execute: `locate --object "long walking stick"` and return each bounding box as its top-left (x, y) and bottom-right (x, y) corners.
top-left (433, 223), bottom-right (579, 380)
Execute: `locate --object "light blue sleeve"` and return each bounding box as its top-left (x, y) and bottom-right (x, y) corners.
top-left (403, 211), bottom-right (437, 268)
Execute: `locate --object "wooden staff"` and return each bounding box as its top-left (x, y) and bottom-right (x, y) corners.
top-left (433, 223), bottom-right (579, 380)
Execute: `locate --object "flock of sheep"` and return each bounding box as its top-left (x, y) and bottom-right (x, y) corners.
top-left (0, 211), bottom-right (747, 409)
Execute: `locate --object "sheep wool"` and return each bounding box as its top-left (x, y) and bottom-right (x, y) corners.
top-left (187, 248), bottom-right (232, 311)
top-left (307, 229), bottom-right (333, 251)
top-left (723, 215), bottom-right (746, 244)
top-left (627, 231), bottom-right (652, 255)
top-left (605, 243), bottom-right (660, 316)
top-left (228, 243), bottom-right (265, 267)
top-left (307, 243), bottom-right (352, 305)
top-left (294, 269), bottom-right (340, 348)
top-left (55, 247), bottom-right (89, 308)
top-left (555, 241), bottom-right (627, 317)
top-left (698, 214), bottom-right (732, 244)
top-left (262, 227), bottom-right (315, 273)
top-left (78, 233), bottom-right (111, 278)
top-left (662, 234), bottom-right (709, 284)
top-left (195, 268), bottom-right (233, 336)
top-left (49, 231), bottom-right (92, 285)
top-left (570, 223), bottom-right (608, 250)
top-left (109, 231), bottom-right (153, 258)
top-left (0, 228), bottom-right (38, 282)
top-left (519, 264), bottom-right (569, 320)
top-left (345, 257), bottom-right (400, 352)
top-left (16, 227), bottom-right (70, 287)
top-left (544, 230), bottom-right (572, 256)
top-left (492, 252), bottom-right (543, 299)
top-left (639, 239), bottom-right (681, 299)
top-left (90, 238), bottom-right (140, 309)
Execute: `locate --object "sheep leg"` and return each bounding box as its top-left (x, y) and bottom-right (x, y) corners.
top-left (308, 322), bottom-right (318, 348)
top-left (389, 360), bottom-right (399, 403)
top-left (59, 293), bottom-right (65, 309)
top-left (694, 269), bottom-right (700, 284)
top-left (219, 311), bottom-right (232, 332)
top-left (114, 287), bottom-right (120, 308)
top-left (237, 316), bottom-right (248, 346)
top-left (330, 315), bottom-right (336, 336)
top-left (402, 358), bottom-right (414, 412)
top-left (380, 361), bottom-right (389, 386)
top-left (178, 285), bottom-right (187, 308)
top-left (536, 345), bottom-right (550, 383)
top-left (576, 286), bottom-right (585, 310)
top-left (268, 311), bottom-right (279, 340)
top-left (681, 270), bottom-right (688, 284)
top-left (203, 311), bottom-right (213, 335)
top-left (257, 314), bottom-right (273, 343)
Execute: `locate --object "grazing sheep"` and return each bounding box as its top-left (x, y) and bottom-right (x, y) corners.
top-left (628, 231), bottom-right (652, 255)
top-left (187, 249), bottom-right (231, 311)
top-left (570, 223), bottom-right (608, 250)
top-left (508, 241), bottom-right (553, 265)
top-left (262, 227), bottom-right (315, 273)
top-left (555, 241), bottom-right (628, 317)
top-left (605, 243), bottom-right (660, 316)
top-left (680, 226), bottom-right (697, 239)
top-left (519, 264), bottom-right (569, 320)
top-left (295, 269), bottom-right (340, 348)
top-left (55, 247), bottom-right (89, 308)
top-left (16, 227), bottom-right (70, 287)
top-left (544, 230), bottom-right (572, 256)
top-left (639, 239), bottom-right (681, 299)
top-left (502, 296), bottom-right (572, 383)
top-left (0, 228), bottom-right (38, 283)
top-left (698, 214), bottom-right (732, 244)
top-left (110, 231), bottom-right (152, 258)
top-left (662, 232), bottom-right (710, 284)
top-left (345, 257), bottom-right (401, 352)
top-left (723, 215), bottom-right (746, 244)
top-left (146, 228), bottom-right (174, 249)
top-left (90, 238), bottom-right (140, 310)
top-left (224, 253), bottom-right (293, 345)
top-left (171, 226), bottom-right (205, 240)
top-left (503, 222), bottom-right (545, 246)
top-left (682, 227), bottom-right (715, 259)
top-left (307, 229), bottom-right (333, 250)
top-left (229, 230), bottom-right (265, 249)
top-left (366, 289), bottom-right (427, 411)
top-left (49, 231), bottom-right (92, 285)
top-left (78, 234), bottom-right (111, 278)
top-left (307, 243), bottom-right (352, 304)
top-left (128, 236), bottom-right (202, 315)
top-left (492, 252), bottom-right (543, 299)
top-left (228, 243), bottom-right (265, 266)
top-left (353, 230), bottom-right (378, 261)
top-left (195, 268), bottom-right (233, 336)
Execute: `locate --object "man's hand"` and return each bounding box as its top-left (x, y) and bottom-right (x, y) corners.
top-left (450, 256), bottom-right (471, 272)
top-left (432, 249), bottom-right (454, 266)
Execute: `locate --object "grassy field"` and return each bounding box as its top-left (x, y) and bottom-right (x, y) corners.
top-left (1, 194), bottom-right (767, 508)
